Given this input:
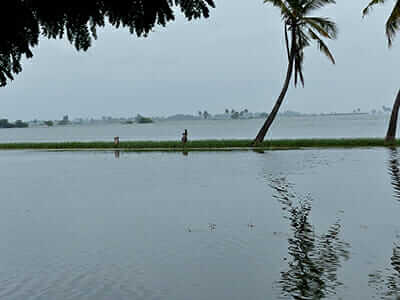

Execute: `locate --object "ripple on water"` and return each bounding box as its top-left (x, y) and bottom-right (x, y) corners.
top-left (0, 265), bottom-right (167, 300)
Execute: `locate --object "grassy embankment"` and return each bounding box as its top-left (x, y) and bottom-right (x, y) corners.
top-left (0, 138), bottom-right (398, 151)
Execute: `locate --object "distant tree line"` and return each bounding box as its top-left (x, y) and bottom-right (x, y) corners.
top-left (198, 110), bottom-right (210, 119)
top-left (197, 109), bottom-right (268, 120)
top-left (0, 119), bottom-right (28, 128)
top-left (225, 108), bottom-right (250, 119)
top-left (135, 114), bottom-right (153, 124)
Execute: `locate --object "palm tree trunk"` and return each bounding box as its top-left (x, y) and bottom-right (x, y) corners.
top-left (253, 28), bottom-right (296, 144)
top-left (253, 53), bottom-right (295, 144)
top-left (385, 89), bottom-right (400, 144)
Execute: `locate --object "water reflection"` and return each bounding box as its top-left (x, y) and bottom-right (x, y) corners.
top-left (369, 242), bottom-right (400, 300)
top-left (114, 150), bottom-right (120, 159)
top-left (269, 175), bottom-right (350, 299)
top-left (368, 148), bottom-right (400, 299)
top-left (388, 148), bottom-right (400, 201)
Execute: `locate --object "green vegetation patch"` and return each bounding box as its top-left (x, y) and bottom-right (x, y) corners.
top-left (0, 138), bottom-right (398, 151)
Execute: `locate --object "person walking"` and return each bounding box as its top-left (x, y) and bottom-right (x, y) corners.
top-left (181, 129), bottom-right (188, 144)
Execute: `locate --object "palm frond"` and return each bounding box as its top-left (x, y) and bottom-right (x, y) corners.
top-left (287, 0), bottom-right (303, 13)
top-left (293, 31), bottom-right (308, 87)
top-left (303, 0), bottom-right (336, 14)
top-left (363, 0), bottom-right (387, 16)
top-left (308, 28), bottom-right (336, 64)
top-left (265, 0), bottom-right (337, 88)
top-left (264, 0), bottom-right (294, 19)
top-left (386, 0), bottom-right (400, 46)
top-left (298, 29), bottom-right (311, 49)
top-left (303, 17), bottom-right (338, 39)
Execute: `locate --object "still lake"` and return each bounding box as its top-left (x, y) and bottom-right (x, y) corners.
top-left (1, 148), bottom-right (400, 299)
top-left (0, 114), bottom-right (391, 142)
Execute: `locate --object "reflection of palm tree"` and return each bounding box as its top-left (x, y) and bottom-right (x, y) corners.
top-left (369, 149), bottom-right (400, 299)
top-left (269, 175), bottom-right (350, 299)
top-left (369, 243), bottom-right (400, 300)
top-left (388, 148), bottom-right (400, 200)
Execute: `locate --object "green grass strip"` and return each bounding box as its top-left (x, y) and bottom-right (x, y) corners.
top-left (0, 138), bottom-right (398, 151)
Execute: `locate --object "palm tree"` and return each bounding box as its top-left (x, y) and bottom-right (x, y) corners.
top-left (253, 0), bottom-right (338, 144)
top-left (363, 0), bottom-right (400, 143)
top-left (363, 0), bottom-right (400, 47)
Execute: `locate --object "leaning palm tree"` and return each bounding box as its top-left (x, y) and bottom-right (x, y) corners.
top-left (254, 0), bottom-right (338, 144)
top-left (363, 0), bottom-right (400, 143)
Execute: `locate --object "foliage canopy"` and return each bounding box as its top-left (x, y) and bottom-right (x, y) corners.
top-left (363, 0), bottom-right (400, 47)
top-left (0, 0), bottom-right (215, 87)
top-left (264, 0), bottom-right (338, 87)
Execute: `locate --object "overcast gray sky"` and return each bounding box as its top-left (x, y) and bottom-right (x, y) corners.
top-left (1, 0), bottom-right (399, 121)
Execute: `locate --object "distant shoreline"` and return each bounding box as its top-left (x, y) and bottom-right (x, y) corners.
top-left (11, 111), bottom-right (383, 128)
top-left (319, 112), bottom-right (369, 116)
top-left (0, 138), bottom-right (397, 151)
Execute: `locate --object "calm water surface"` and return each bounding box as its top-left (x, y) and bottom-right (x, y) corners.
top-left (1, 148), bottom-right (400, 299)
top-left (0, 114), bottom-right (390, 142)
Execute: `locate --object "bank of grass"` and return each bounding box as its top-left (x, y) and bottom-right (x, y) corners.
top-left (0, 138), bottom-right (398, 151)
